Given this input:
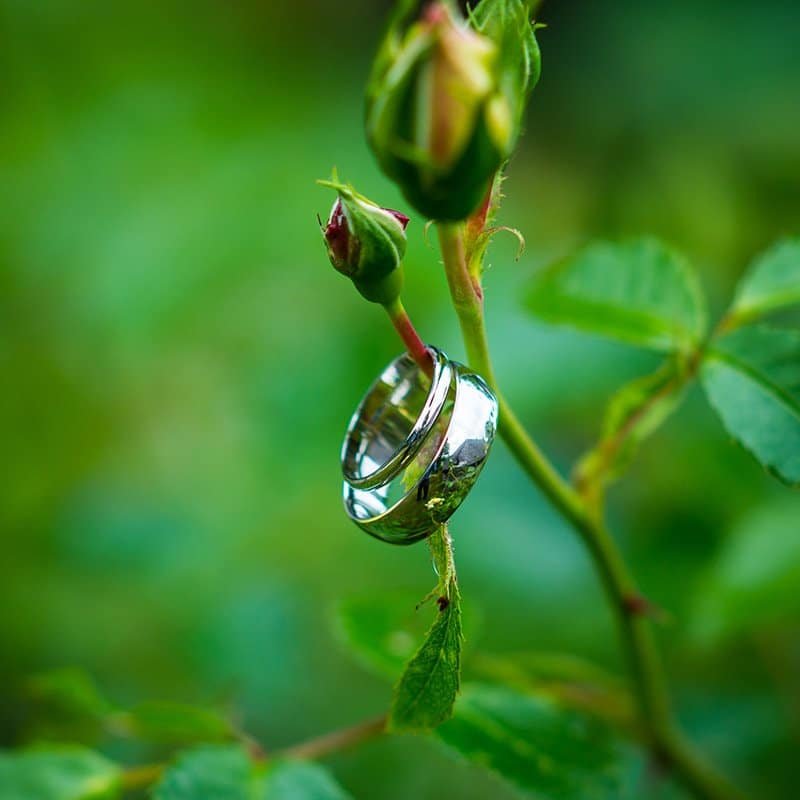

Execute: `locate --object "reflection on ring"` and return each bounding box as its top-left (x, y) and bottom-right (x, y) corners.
top-left (341, 346), bottom-right (498, 544)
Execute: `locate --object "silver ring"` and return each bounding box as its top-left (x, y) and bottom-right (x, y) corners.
top-left (341, 346), bottom-right (498, 544)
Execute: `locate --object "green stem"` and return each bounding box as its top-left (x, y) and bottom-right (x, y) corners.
top-left (436, 224), bottom-right (497, 386)
top-left (435, 221), bottom-right (744, 800)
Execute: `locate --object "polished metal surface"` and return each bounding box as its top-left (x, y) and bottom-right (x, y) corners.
top-left (341, 346), bottom-right (498, 544)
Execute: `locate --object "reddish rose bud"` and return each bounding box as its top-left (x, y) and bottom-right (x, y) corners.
top-left (319, 178), bottom-right (410, 305)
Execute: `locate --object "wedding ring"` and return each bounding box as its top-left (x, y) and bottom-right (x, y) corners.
top-left (341, 346), bottom-right (498, 544)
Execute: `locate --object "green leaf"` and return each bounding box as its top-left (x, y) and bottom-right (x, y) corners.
top-left (436, 683), bottom-right (623, 799)
top-left (474, 651), bottom-right (622, 688)
top-left (153, 745), bottom-right (253, 800)
top-left (336, 589), bottom-right (478, 683)
top-left (701, 325), bottom-right (800, 484)
top-left (111, 702), bottom-right (233, 745)
top-left (389, 528), bottom-right (463, 732)
top-left (389, 587), bottom-right (462, 732)
top-left (154, 749), bottom-right (353, 800)
top-left (0, 747), bottom-right (120, 800)
top-left (336, 594), bottom-right (432, 680)
top-left (471, 0), bottom-right (542, 111)
top-left (471, 652), bottom-right (634, 733)
top-left (27, 670), bottom-right (113, 720)
top-left (25, 670), bottom-right (234, 748)
top-left (261, 760), bottom-right (353, 800)
top-left (729, 238), bottom-right (800, 323)
top-left (525, 238), bottom-right (707, 352)
top-left (574, 359), bottom-right (688, 499)
top-left (691, 498), bottom-right (800, 644)
top-left (25, 670), bottom-right (114, 742)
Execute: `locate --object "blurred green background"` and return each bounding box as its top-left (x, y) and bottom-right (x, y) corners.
top-left (1, 0), bottom-right (799, 797)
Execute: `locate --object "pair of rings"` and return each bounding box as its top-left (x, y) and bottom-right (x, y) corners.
top-left (341, 346), bottom-right (498, 544)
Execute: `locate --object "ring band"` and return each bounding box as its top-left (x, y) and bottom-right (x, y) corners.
top-left (342, 347), bottom-right (453, 490)
top-left (341, 346), bottom-right (498, 545)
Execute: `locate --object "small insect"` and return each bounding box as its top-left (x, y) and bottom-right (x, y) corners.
top-left (436, 596), bottom-right (450, 612)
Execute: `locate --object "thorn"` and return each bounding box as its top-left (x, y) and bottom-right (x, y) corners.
top-left (423, 220), bottom-right (435, 248)
top-left (484, 226), bottom-right (526, 260)
top-left (415, 587), bottom-right (437, 611)
top-left (622, 594), bottom-right (673, 625)
top-left (623, 594), bottom-right (649, 616)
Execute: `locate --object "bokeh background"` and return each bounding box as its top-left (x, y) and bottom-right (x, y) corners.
top-left (2, 0), bottom-right (799, 797)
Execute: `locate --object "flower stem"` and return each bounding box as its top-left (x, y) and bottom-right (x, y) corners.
top-left (436, 225), bottom-right (495, 385)
top-left (435, 221), bottom-right (744, 800)
top-left (384, 297), bottom-right (434, 377)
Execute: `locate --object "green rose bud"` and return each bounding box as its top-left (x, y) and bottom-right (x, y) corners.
top-left (319, 178), bottom-right (410, 305)
top-left (366, 0), bottom-right (541, 221)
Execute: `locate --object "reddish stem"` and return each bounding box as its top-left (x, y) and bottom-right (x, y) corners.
top-left (384, 298), bottom-right (434, 378)
top-left (277, 714), bottom-right (387, 761)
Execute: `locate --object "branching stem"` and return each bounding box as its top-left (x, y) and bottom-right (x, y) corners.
top-left (276, 714), bottom-right (387, 761)
top-left (435, 221), bottom-right (745, 800)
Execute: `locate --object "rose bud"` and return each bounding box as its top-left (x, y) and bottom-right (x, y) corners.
top-left (319, 177), bottom-right (410, 305)
top-left (366, 0), bottom-right (540, 222)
